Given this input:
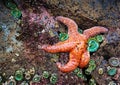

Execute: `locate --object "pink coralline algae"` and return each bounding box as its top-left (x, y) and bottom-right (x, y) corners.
top-left (20, 6), bottom-right (58, 62)
top-left (21, 7), bottom-right (56, 30)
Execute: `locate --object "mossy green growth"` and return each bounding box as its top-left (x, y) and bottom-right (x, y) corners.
top-left (89, 78), bottom-right (96, 85)
top-left (87, 39), bottom-right (99, 52)
top-left (42, 71), bottom-right (49, 79)
top-left (107, 68), bottom-right (117, 76)
top-left (5, 1), bottom-right (17, 10)
top-left (85, 60), bottom-right (96, 75)
top-left (95, 35), bottom-right (104, 43)
top-left (15, 70), bottom-right (23, 81)
top-left (50, 73), bottom-right (57, 84)
top-left (11, 9), bottom-right (22, 19)
top-left (59, 33), bottom-right (69, 41)
top-left (32, 74), bottom-right (41, 82)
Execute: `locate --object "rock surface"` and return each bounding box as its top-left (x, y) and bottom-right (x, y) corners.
top-left (0, 0), bottom-right (120, 84)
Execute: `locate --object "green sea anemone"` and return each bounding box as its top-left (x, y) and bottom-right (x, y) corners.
top-left (95, 35), bottom-right (104, 43)
top-left (73, 68), bottom-right (80, 74)
top-left (89, 78), bottom-right (96, 85)
top-left (87, 39), bottom-right (99, 52)
top-left (11, 9), bottom-right (22, 19)
top-left (15, 70), bottom-right (23, 81)
top-left (8, 79), bottom-right (16, 85)
top-left (32, 74), bottom-right (41, 82)
top-left (108, 57), bottom-right (119, 67)
top-left (85, 60), bottom-right (96, 75)
top-left (59, 33), bottom-right (69, 41)
top-left (50, 73), bottom-right (57, 84)
top-left (107, 68), bottom-right (117, 76)
top-left (73, 68), bottom-right (87, 80)
top-left (25, 72), bottom-right (31, 80)
top-left (42, 71), bottom-right (49, 79)
top-left (5, 1), bottom-right (17, 10)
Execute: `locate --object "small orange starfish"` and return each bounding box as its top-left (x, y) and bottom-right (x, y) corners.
top-left (40, 16), bottom-right (108, 72)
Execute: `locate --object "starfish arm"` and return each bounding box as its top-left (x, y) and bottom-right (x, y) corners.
top-left (79, 50), bottom-right (90, 68)
top-left (56, 42), bottom-right (86, 72)
top-left (83, 26), bottom-right (108, 39)
top-left (56, 16), bottom-right (79, 36)
top-left (56, 53), bottom-right (80, 72)
top-left (41, 41), bottom-right (78, 53)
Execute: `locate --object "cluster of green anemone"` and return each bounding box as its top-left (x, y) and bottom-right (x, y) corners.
top-left (35, 70), bottom-right (57, 84)
top-left (59, 28), bottom-right (104, 53)
top-left (32, 70), bottom-right (58, 84)
top-left (42, 71), bottom-right (58, 84)
top-left (59, 32), bottom-right (69, 41)
top-left (5, 0), bottom-right (22, 19)
top-left (85, 60), bottom-right (96, 75)
top-left (87, 35), bottom-right (104, 52)
top-left (73, 68), bottom-right (87, 81)
top-left (59, 28), bottom-right (83, 41)
top-left (0, 69), bottom-right (58, 84)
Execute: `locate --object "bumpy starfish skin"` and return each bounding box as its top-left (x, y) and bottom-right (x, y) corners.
top-left (79, 50), bottom-right (90, 68)
top-left (41, 16), bottom-right (108, 72)
top-left (83, 26), bottom-right (108, 39)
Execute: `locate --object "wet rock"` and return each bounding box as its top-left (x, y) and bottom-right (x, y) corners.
top-left (21, 0), bottom-right (120, 28)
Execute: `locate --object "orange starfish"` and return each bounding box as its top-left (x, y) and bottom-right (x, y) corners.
top-left (41, 16), bottom-right (108, 72)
